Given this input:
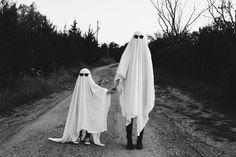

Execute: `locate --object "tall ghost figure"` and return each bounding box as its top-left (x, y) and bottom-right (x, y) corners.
top-left (48, 68), bottom-right (111, 146)
top-left (111, 31), bottom-right (155, 150)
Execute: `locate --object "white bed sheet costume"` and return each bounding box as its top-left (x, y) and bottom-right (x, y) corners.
top-left (115, 31), bottom-right (155, 136)
top-left (48, 68), bottom-right (111, 146)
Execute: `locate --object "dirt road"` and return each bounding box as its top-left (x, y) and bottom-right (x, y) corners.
top-left (0, 64), bottom-right (235, 157)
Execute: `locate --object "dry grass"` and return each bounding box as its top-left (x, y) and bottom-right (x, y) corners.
top-left (154, 67), bottom-right (236, 118)
top-left (0, 67), bottom-right (79, 115)
top-left (93, 57), bottom-right (116, 67)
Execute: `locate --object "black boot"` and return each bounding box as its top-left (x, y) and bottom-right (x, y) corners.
top-left (126, 118), bottom-right (134, 150)
top-left (136, 129), bottom-right (144, 150)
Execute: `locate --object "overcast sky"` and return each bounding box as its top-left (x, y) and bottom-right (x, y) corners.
top-left (14, 0), bottom-right (225, 45)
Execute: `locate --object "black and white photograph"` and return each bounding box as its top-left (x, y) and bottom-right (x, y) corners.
top-left (0, 0), bottom-right (236, 156)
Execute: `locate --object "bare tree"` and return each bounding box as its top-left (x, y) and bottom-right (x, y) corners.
top-left (207, 0), bottom-right (235, 32)
top-left (150, 0), bottom-right (207, 38)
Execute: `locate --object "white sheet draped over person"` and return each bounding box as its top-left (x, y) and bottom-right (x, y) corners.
top-left (48, 68), bottom-right (111, 146)
top-left (109, 31), bottom-right (155, 150)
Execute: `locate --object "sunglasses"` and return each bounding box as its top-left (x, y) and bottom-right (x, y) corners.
top-left (134, 35), bottom-right (144, 39)
top-left (79, 73), bottom-right (89, 77)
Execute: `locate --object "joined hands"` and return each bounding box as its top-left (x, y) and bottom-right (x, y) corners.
top-left (107, 86), bottom-right (117, 95)
top-left (107, 79), bottom-right (120, 95)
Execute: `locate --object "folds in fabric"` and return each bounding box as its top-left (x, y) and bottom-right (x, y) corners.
top-left (115, 31), bottom-right (155, 136)
top-left (48, 68), bottom-right (111, 143)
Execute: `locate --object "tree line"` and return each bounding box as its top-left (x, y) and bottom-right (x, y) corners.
top-left (0, 0), bottom-right (107, 80)
top-left (149, 0), bottom-right (236, 107)
top-left (1, 0), bottom-right (236, 107)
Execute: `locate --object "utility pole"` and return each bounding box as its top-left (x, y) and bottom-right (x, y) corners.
top-left (96, 20), bottom-right (99, 42)
top-left (106, 43), bottom-right (109, 58)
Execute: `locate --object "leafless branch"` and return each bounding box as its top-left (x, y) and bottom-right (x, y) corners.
top-left (207, 0), bottom-right (235, 30)
top-left (150, 0), bottom-right (207, 38)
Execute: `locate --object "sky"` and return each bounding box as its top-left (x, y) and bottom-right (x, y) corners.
top-left (14, 0), bottom-right (217, 45)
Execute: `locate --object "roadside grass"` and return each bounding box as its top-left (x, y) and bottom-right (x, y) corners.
top-left (93, 57), bottom-right (116, 67)
top-left (154, 67), bottom-right (236, 119)
top-left (0, 67), bottom-right (80, 116)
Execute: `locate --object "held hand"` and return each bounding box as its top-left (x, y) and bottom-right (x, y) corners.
top-left (107, 79), bottom-right (120, 95)
top-left (107, 87), bottom-right (117, 95)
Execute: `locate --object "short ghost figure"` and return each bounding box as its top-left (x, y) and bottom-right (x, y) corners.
top-left (48, 68), bottom-right (111, 146)
top-left (111, 31), bottom-right (155, 150)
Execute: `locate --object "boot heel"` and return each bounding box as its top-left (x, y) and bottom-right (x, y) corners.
top-left (127, 142), bottom-right (134, 150)
top-left (136, 129), bottom-right (144, 150)
top-left (136, 142), bottom-right (143, 150)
